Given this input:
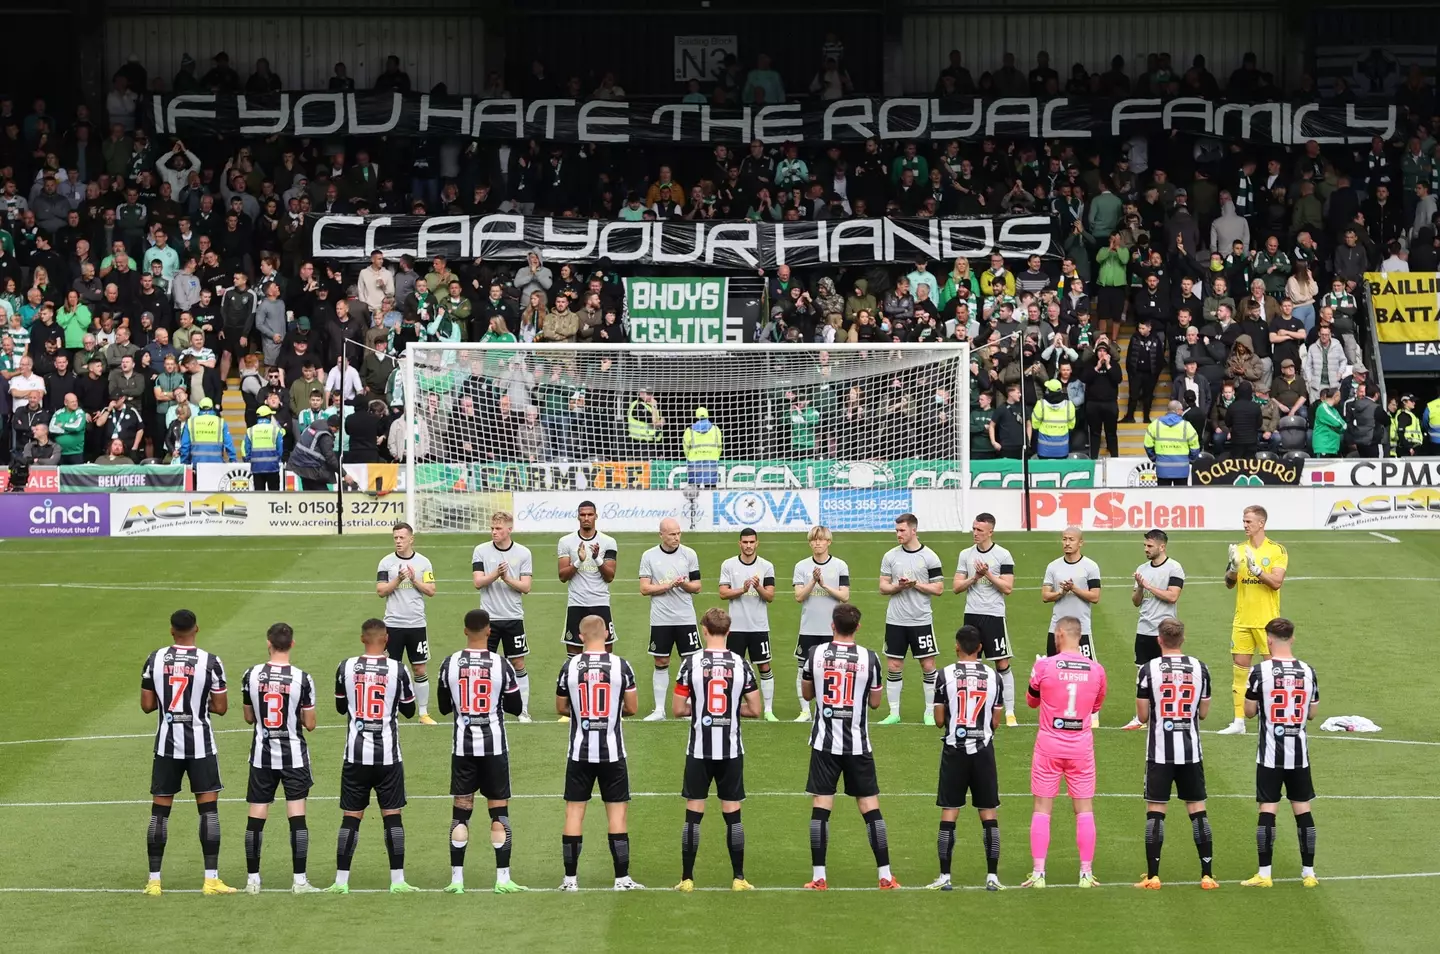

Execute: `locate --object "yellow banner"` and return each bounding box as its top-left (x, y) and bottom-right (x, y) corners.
top-left (1367, 272), bottom-right (1440, 343)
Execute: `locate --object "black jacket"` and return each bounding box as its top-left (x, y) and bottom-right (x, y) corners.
top-left (1225, 398), bottom-right (1262, 444)
top-left (1080, 351), bottom-right (1123, 404)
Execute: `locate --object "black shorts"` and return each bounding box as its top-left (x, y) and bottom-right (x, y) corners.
top-left (681, 755), bottom-right (746, 802)
top-left (339, 761), bottom-right (407, 812)
top-left (936, 744), bottom-right (1000, 810)
top-left (649, 624), bottom-right (700, 658)
top-left (1046, 631), bottom-right (1096, 659)
top-left (1144, 760), bottom-right (1208, 803)
top-left (1097, 285), bottom-right (1126, 321)
top-left (150, 754), bottom-right (223, 797)
top-left (726, 631), bottom-right (772, 665)
top-left (806, 750), bottom-right (880, 798)
top-left (1134, 632), bottom-right (1162, 666)
top-left (564, 758), bottom-right (630, 803)
top-left (964, 614), bottom-right (1013, 662)
top-left (246, 765), bottom-right (313, 804)
top-left (564, 605), bottom-right (615, 648)
top-left (1256, 764), bottom-right (1316, 804)
top-left (794, 634), bottom-right (830, 663)
top-left (385, 626), bottom-right (429, 665)
top-left (450, 753), bottom-right (512, 801)
top-left (884, 623), bottom-right (939, 660)
top-left (487, 619), bottom-right (529, 659)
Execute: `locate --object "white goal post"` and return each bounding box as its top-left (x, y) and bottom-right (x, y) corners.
top-left (401, 342), bottom-right (972, 534)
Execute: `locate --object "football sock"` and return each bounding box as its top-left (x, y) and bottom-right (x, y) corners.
top-left (982, 818), bottom-right (1001, 875)
top-left (885, 670), bottom-right (903, 715)
top-left (863, 809), bottom-right (890, 871)
top-left (759, 669), bottom-right (775, 712)
top-left (1190, 810), bottom-right (1213, 877)
top-left (1076, 812), bottom-right (1096, 874)
top-left (490, 806), bottom-right (513, 871)
top-left (999, 667), bottom-right (1015, 715)
top-left (288, 815), bottom-right (309, 879)
top-left (245, 816), bottom-right (266, 876)
top-left (810, 807), bottom-right (830, 869)
top-left (724, 809), bottom-right (745, 879)
top-left (146, 803), bottom-right (170, 879)
top-left (1296, 812), bottom-right (1317, 868)
top-left (335, 815), bottom-right (361, 880)
top-left (921, 668), bottom-right (938, 711)
top-left (1232, 664), bottom-right (1249, 721)
top-left (795, 670), bottom-right (808, 711)
top-left (1030, 812), bottom-right (1051, 872)
top-left (562, 834), bottom-right (583, 877)
top-left (1144, 811), bottom-right (1165, 879)
top-left (514, 667), bottom-right (530, 713)
top-left (1257, 811), bottom-right (1277, 870)
top-left (198, 801), bottom-right (221, 878)
top-left (383, 814), bottom-right (406, 881)
top-left (607, 833), bottom-right (630, 878)
top-left (450, 806), bottom-right (472, 871)
top-left (414, 671), bottom-right (430, 715)
top-left (681, 809), bottom-right (703, 880)
top-left (937, 820), bottom-right (956, 876)
top-left (652, 667), bottom-right (669, 713)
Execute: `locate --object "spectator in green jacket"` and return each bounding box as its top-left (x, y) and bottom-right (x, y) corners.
top-left (1252, 235), bottom-right (1291, 298)
top-left (890, 141), bottom-right (928, 185)
top-left (56, 291), bottom-right (91, 349)
top-left (1311, 388), bottom-right (1346, 456)
top-left (1095, 235), bottom-right (1130, 342)
top-left (1086, 176), bottom-right (1123, 240)
top-left (51, 391), bottom-right (87, 464)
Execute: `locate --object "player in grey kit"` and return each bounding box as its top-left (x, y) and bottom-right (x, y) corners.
top-left (376, 523), bottom-right (437, 723)
top-left (638, 518), bottom-right (702, 721)
top-left (1122, 529), bottom-right (1185, 731)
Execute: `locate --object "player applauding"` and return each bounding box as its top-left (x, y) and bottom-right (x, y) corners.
top-left (376, 522), bottom-right (437, 724)
top-left (1023, 617), bottom-right (1107, 889)
top-left (878, 513), bottom-right (945, 725)
top-left (638, 518), bottom-right (702, 721)
top-left (1219, 506), bottom-right (1288, 736)
top-left (718, 528), bottom-right (778, 721)
top-left (558, 501), bottom-right (618, 655)
top-left (472, 511), bottom-right (535, 721)
top-left (791, 526), bottom-right (850, 721)
top-left (953, 513), bottom-right (1017, 727)
top-left (1123, 530), bottom-right (1186, 731)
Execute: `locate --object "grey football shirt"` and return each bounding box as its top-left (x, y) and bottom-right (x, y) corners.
top-left (1043, 555), bottom-right (1102, 635)
top-left (638, 544), bottom-right (701, 626)
top-left (471, 541), bottom-right (533, 621)
top-left (557, 530), bottom-right (618, 607)
top-left (377, 551), bottom-right (434, 628)
top-left (720, 555), bottom-right (776, 633)
top-left (955, 543), bottom-right (1015, 618)
top-left (880, 544), bottom-right (944, 625)
top-left (1134, 557), bottom-right (1185, 636)
top-left (793, 556), bottom-right (850, 636)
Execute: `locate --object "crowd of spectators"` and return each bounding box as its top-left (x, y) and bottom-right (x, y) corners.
top-left (1, 45), bottom-right (1437, 479)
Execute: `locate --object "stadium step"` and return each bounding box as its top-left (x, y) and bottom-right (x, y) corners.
top-left (222, 378), bottom-right (248, 447)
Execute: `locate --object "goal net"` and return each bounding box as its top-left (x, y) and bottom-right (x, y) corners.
top-left (402, 342), bottom-right (972, 534)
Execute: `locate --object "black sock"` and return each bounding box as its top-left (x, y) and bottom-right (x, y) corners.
top-left (336, 815), bottom-right (361, 874)
top-left (809, 807), bottom-right (830, 867)
top-left (489, 806), bottom-right (512, 870)
top-left (383, 814), bottom-right (405, 873)
top-left (1295, 812), bottom-right (1317, 867)
top-left (1190, 810), bottom-right (1213, 877)
top-left (723, 809), bottom-right (745, 880)
top-left (562, 834), bottom-right (583, 877)
top-left (937, 820), bottom-right (956, 876)
top-left (1257, 811), bottom-right (1277, 868)
top-left (450, 806), bottom-right (473, 869)
top-left (681, 809), bottom-right (703, 880)
top-left (982, 818), bottom-right (1000, 876)
top-left (146, 803), bottom-right (171, 875)
top-left (198, 802), bottom-right (221, 872)
top-left (863, 808), bottom-right (890, 868)
top-left (245, 816), bottom-right (266, 876)
top-left (289, 815), bottom-right (309, 877)
top-left (1144, 811), bottom-right (1165, 879)
top-left (608, 833), bottom-right (630, 879)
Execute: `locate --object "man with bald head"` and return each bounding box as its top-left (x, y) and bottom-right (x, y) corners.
top-left (638, 518), bottom-right (703, 721)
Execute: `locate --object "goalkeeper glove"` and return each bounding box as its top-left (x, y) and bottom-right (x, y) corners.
top-left (1225, 544), bottom-right (1239, 575)
top-left (1244, 547), bottom-right (1262, 577)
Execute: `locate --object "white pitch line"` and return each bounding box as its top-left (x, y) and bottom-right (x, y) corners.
top-left (3, 871), bottom-right (1439, 893)
top-left (3, 791), bottom-right (1438, 809)
top-left (1369, 531), bottom-right (1402, 543)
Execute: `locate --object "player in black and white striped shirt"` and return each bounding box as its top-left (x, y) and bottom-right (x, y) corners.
top-left (437, 609), bottom-right (526, 896)
top-left (928, 625), bottom-right (1005, 892)
top-left (1133, 619), bottom-right (1216, 890)
top-left (555, 615), bottom-right (642, 891)
top-left (672, 608), bottom-right (761, 893)
top-left (139, 609), bottom-right (233, 896)
top-left (1242, 618), bottom-right (1321, 888)
top-left (328, 618), bottom-right (417, 894)
top-left (240, 623), bottom-right (320, 894)
top-left (801, 604), bottom-right (897, 891)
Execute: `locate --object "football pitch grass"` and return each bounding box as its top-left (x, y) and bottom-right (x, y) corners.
top-left (2, 528), bottom-right (1437, 952)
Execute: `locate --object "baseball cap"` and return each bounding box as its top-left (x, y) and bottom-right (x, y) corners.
top-left (256, 406), bottom-right (273, 417)
top-left (1044, 379), bottom-right (1061, 393)
top-left (695, 407), bottom-right (709, 419)
top-left (1402, 393), bottom-right (1416, 402)
top-left (199, 397), bottom-right (214, 409)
